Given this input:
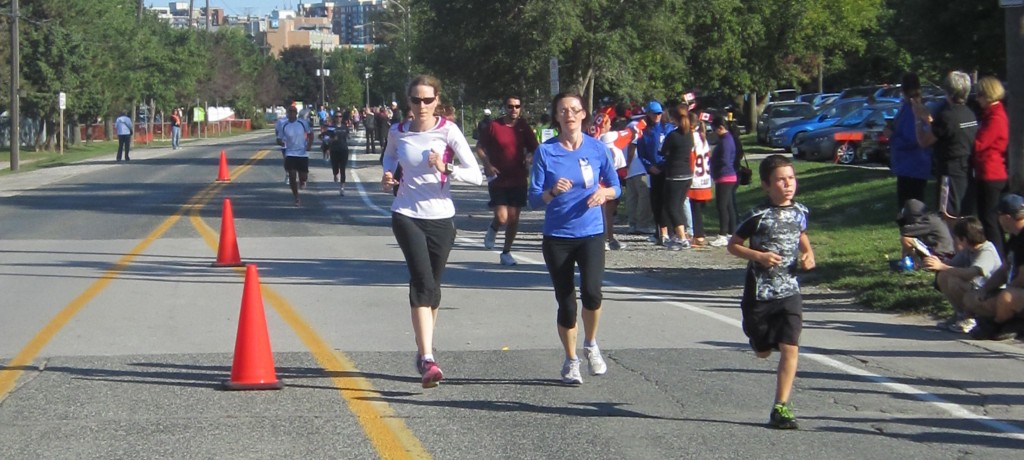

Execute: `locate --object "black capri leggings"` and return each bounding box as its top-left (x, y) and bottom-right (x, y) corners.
top-left (391, 213), bottom-right (456, 308)
top-left (648, 173), bottom-right (666, 227)
top-left (689, 200), bottom-right (706, 238)
top-left (330, 147), bottom-right (350, 181)
top-left (715, 182), bottom-right (737, 236)
top-left (542, 234), bottom-right (605, 329)
top-left (663, 178), bottom-right (692, 229)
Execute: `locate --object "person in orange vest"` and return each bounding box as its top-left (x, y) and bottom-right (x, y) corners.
top-left (170, 109), bottom-right (182, 150)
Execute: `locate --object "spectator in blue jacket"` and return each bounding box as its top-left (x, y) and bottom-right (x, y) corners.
top-left (886, 73), bottom-right (933, 208)
top-left (637, 100), bottom-right (675, 245)
top-left (529, 91), bottom-right (621, 385)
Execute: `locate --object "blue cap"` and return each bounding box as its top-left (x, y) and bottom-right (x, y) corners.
top-left (998, 194), bottom-right (1024, 216)
top-left (646, 101), bottom-right (663, 114)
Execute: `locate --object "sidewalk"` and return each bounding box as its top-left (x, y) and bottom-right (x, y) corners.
top-left (0, 130), bottom-right (275, 198)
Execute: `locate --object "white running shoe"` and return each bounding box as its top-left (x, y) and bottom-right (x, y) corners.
top-left (948, 317), bottom-right (977, 334)
top-left (709, 235), bottom-right (729, 247)
top-left (583, 346), bottom-right (607, 375)
top-left (561, 358), bottom-right (583, 384)
top-left (499, 252), bottom-right (517, 266)
top-left (484, 226), bottom-right (497, 249)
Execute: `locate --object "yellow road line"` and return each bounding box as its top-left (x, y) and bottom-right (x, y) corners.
top-left (190, 181), bottom-right (430, 459)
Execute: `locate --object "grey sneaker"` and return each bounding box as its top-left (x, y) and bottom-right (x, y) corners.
top-left (561, 358), bottom-right (583, 384)
top-left (499, 252), bottom-right (517, 266)
top-left (948, 317), bottom-right (977, 334)
top-left (583, 346), bottom-right (607, 375)
top-left (668, 238), bottom-right (691, 250)
top-left (484, 226), bottom-right (497, 249)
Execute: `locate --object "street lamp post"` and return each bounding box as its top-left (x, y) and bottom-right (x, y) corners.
top-left (364, 67), bottom-right (372, 109)
top-left (319, 40), bottom-right (326, 109)
top-left (9, 0), bottom-right (20, 171)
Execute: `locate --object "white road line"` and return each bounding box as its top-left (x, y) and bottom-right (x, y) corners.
top-left (347, 146), bottom-right (1024, 440)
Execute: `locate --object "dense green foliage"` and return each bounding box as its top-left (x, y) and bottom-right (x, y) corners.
top-left (2, 0), bottom-right (1009, 150)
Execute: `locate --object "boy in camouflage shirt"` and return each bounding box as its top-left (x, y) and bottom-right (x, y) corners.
top-left (727, 154), bottom-right (815, 429)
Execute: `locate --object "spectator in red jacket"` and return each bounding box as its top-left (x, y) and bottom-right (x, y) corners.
top-left (973, 77), bottom-right (1009, 254)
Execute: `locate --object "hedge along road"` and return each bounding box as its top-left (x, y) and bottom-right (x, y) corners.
top-left (1, 131), bottom-right (1024, 458)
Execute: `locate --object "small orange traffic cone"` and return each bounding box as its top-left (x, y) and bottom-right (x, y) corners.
top-left (212, 198), bottom-right (244, 267)
top-left (216, 150), bottom-right (231, 182)
top-left (223, 264), bottom-right (284, 391)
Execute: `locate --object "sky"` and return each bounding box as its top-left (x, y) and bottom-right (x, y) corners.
top-left (209, 1), bottom-right (299, 17)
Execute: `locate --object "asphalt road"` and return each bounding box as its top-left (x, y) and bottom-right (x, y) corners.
top-left (1, 131), bottom-right (1023, 459)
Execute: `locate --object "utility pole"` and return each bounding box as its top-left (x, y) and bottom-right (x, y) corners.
top-left (205, 0), bottom-right (210, 31)
top-left (9, 0), bottom-right (20, 171)
top-left (320, 41), bottom-right (326, 109)
top-left (1006, 3), bottom-right (1024, 191)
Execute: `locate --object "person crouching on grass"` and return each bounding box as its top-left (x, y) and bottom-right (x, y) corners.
top-left (726, 154), bottom-right (815, 429)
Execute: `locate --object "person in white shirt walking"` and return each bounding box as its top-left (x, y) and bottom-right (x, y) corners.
top-left (115, 111), bottom-right (133, 162)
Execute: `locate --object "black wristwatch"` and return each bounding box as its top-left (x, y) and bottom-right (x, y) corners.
top-left (444, 163), bottom-right (455, 174)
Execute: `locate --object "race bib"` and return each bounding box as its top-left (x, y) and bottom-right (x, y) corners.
top-left (580, 158), bottom-right (594, 189)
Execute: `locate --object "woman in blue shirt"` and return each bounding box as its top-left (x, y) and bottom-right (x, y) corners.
top-left (529, 92), bottom-right (621, 385)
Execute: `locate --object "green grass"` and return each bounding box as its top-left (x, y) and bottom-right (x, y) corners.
top-left (725, 134), bottom-right (946, 316)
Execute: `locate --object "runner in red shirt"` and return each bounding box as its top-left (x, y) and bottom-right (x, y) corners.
top-left (475, 95), bottom-right (540, 266)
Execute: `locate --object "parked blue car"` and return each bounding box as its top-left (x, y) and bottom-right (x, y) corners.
top-left (768, 97), bottom-right (897, 153)
top-left (792, 102), bottom-right (900, 163)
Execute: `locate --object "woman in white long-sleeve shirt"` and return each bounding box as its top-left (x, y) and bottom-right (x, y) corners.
top-left (381, 75), bottom-right (483, 389)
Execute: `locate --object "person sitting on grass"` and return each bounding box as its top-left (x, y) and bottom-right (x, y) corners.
top-left (963, 194), bottom-right (1024, 341)
top-left (897, 198), bottom-right (954, 266)
top-left (922, 216), bottom-right (1001, 334)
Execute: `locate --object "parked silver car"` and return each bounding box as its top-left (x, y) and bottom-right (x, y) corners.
top-left (756, 102), bottom-right (815, 145)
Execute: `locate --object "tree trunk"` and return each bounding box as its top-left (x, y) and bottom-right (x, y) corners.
top-left (148, 98), bottom-right (155, 145)
top-left (72, 120), bottom-right (82, 145)
top-left (747, 91), bottom-right (758, 133)
top-left (583, 68), bottom-right (595, 114)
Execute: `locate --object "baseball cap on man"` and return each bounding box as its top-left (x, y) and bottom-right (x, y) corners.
top-left (484, 108), bottom-right (491, 116)
top-left (646, 101), bottom-right (663, 114)
top-left (997, 193), bottom-right (1024, 216)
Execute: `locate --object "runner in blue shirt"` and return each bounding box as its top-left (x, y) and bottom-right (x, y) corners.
top-left (529, 92), bottom-right (621, 385)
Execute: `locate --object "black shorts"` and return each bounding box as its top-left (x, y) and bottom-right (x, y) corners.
top-left (740, 274), bottom-right (803, 352)
top-left (284, 156), bottom-right (309, 173)
top-left (488, 184), bottom-right (528, 208)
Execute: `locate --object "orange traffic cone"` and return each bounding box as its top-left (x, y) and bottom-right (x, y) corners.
top-left (216, 150), bottom-right (230, 182)
top-left (223, 264), bottom-right (284, 391)
top-left (212, 198), bottom-right (244, 267)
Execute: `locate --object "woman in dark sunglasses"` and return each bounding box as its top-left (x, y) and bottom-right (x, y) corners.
top-left (381, 74), bottom-right (483, 389)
